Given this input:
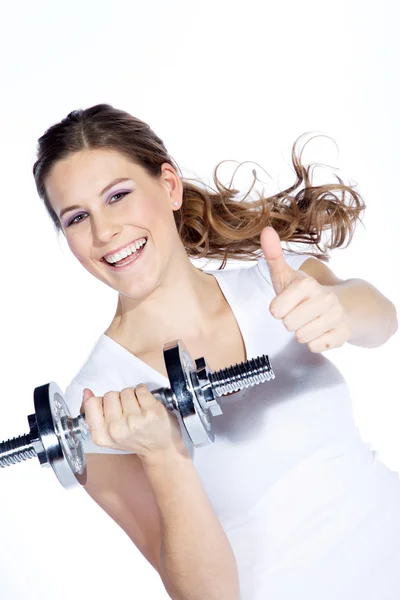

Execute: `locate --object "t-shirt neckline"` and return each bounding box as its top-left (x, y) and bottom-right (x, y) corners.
top-left (99, 269), bottom-right (249, 382)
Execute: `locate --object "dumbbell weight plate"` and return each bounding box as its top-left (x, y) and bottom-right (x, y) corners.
top-left (31, 340), bottom-right (212, 491)
top-left (162, 340), bottom-right (214, 446)
top-left (32, 382), bottom-right (87, 488)
top-left (29, 339), bottom-right (215, 492)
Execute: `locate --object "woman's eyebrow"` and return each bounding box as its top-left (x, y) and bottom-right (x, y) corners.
top-left (60, 204), bottom-right (80, 219)
top-left (59, 178), bottom-right (133, 219)
top-left (100, 177), bottom-right (133, 196)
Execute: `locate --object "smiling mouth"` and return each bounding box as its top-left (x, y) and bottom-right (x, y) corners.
top-left (102, 238), bottom-right (148, 268)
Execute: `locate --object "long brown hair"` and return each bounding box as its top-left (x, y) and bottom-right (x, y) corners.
top-left (33, 104), bottom-right (365, 268)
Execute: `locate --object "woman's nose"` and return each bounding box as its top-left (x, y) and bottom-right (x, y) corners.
top-left (91, 213), bottom-right (122, 243)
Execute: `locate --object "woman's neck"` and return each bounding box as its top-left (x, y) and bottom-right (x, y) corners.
top-left (106, 258), bottom-right (223, 355)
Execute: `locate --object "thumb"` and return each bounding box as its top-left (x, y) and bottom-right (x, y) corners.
top-left (80, 388), bottom-right (95, 414)
top-left (260, 226), bottom-right (294, 294)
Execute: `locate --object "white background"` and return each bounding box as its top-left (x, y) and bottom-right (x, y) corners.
top-left (0, 0), bottom-right (399, 598)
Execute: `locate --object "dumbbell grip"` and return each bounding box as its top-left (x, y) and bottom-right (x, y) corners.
top-left (75, 414), bottom-right (91, 440)
top-left (77, 386), bottom-right (176, 441)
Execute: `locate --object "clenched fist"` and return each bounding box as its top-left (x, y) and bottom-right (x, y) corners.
top-left (80, 384), bottom-right (188, 461)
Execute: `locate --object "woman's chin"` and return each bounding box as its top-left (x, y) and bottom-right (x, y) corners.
top-left (111, 275), bottom-right (158, 302)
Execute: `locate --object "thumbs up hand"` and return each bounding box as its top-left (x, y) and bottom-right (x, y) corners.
top-left (261, 227), bottom-right (350, 352)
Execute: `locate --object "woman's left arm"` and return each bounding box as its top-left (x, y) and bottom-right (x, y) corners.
top-left (261, 226), bottom-right (398, 352)
top-left (300, 258), bottom-right (398, 349)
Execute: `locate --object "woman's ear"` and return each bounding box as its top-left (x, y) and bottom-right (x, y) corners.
top-left (160, 162), bottom-right (182, 209)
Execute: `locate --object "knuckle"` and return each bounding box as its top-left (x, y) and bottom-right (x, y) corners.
top-left (146, 409), bottom-right (159, 421)
top-left (121, 387), bottom-right (134, 395)
top-left (136, 384), bottom-right (153, 401)
top-left (135, 384), bottom-right (148, 394)
top-left (301, 276), bottom-right (315, 291)
top-left (90, 430), bottom-right (107, 447)
top-left (121, 387), bottom-right (136, 400)
top-left (127, 414), bottom-right (137, 431)
top-left (103, 390), bottom-right (118, 402)
top-left (109, 420), bottom-right (126, 442)
top-left (325, 289), bottom-right (338, 305)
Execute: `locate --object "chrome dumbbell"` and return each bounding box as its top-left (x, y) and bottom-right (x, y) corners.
top-left (0, 340), bottom-right (274, 489)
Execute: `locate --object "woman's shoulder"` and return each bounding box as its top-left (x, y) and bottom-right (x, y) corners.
top-left (63, 337), bottom-right (134, 455)
top-left (64, 335), bottom-right (137, 413)
top-left (64, 333), bottom-right (164, 416)
top-left (207, 250), bottom-right (316, 295)
top-left (64, 335), bottom-right (110, 409)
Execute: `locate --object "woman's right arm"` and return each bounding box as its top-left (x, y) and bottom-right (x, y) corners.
top-left (80, 384), bottom-right (240, 600)
top-left (141, 445), bottom-right (240, 600)
top-left (84, 451), bottom-right (240, 600)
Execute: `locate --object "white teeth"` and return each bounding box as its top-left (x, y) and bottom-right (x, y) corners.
top-left (104, 238), bottom-right (146, 264)
top-left (118, 248), bottom-right (129, 260)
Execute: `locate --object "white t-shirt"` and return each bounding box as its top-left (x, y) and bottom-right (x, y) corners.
top-left (65, 253), bottom-right (400, 599)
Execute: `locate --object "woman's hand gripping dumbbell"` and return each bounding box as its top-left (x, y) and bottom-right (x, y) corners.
top-left (0, 340), bottom-right (274, 488)
top-left (81, 385), bottom-right (189, 464)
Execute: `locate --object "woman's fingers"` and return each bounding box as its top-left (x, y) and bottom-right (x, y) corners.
top-left (80, 388), bottom-right (94, 414)
top-left (103, 390), bottom-right (123, 421)
top-left (134, 384), bottom-right (159, 412)
top-left (80, 385), bottom-right (167, 450)
top-left (120, 387), bottom-right (142, 416)
top-left (81, 389), bottom-right (105, 432)
top-left (78, 384), bottom-right (184, 455)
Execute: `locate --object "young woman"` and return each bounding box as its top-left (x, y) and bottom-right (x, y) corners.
top-left (33, 104), bottom-right (399, 600)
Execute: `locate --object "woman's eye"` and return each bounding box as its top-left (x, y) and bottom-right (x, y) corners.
top-left (110, 191), bottom-right (129, 203)
top-left (67, 213), bottom-right (87, 227)
top-left (65, 191), bottom-right (131, 227)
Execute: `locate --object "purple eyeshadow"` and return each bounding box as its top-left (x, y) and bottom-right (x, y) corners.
top-left (63, 187), bottom-right (133, 227)
top-left (105, 188), bottom-right (133, 203)
top-left (64, 213), bottom-right (84, 227)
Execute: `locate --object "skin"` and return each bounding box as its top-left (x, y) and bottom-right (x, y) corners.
top-left (46, 149), bottom-right (223, 349)
top-left (45, 148), bottom-right (398, 456)
top-left (46, 148), bottom-right (228, 458)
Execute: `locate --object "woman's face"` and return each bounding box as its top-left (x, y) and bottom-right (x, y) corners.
top-left (46, 148), bottom-right (183, 299)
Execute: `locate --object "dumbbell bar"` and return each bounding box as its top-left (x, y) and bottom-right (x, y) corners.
top-left (0, 340), bottom-right (274, 489)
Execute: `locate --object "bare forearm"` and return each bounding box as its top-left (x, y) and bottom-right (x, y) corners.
top-left (141, 448), bottom-right (240, 600)
top-left (329, 278), bottom-right (398, 348)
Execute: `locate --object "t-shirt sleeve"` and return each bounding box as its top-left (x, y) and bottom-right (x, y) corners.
top-left (256, 250), bottom-right (318, 287)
